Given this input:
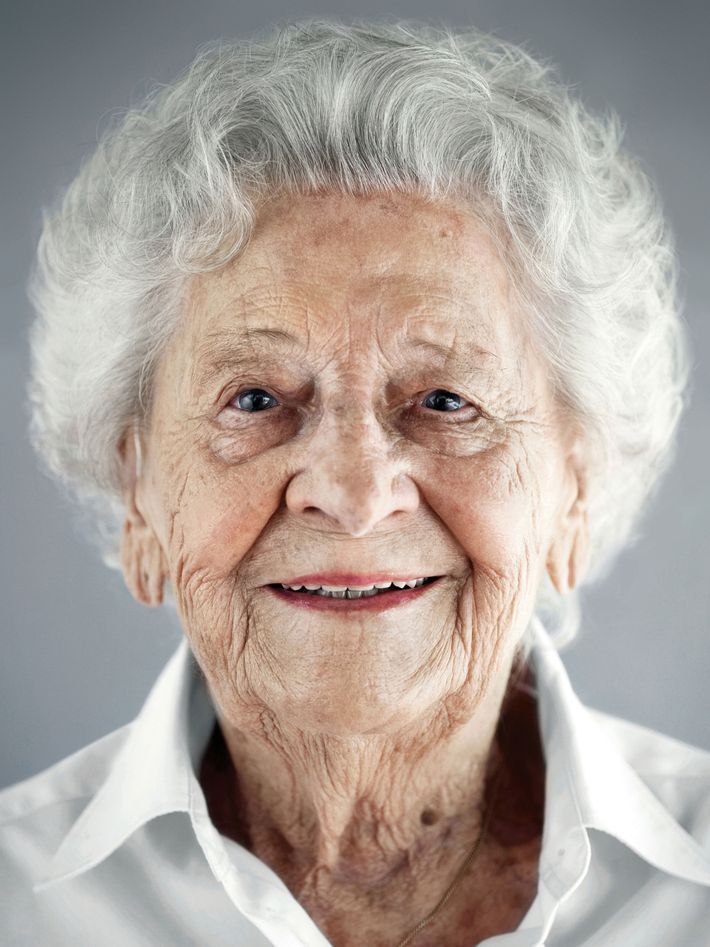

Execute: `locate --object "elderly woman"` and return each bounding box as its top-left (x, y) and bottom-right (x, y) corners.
top-left (2, 17), bottom-right (709, 947)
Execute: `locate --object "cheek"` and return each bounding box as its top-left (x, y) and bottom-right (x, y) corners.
top-left (160, 451), bottom-right (291, 695)
top-left (163, 449), bottom-right (289, 583)
top-left (421, 442), bottom-right (551, 576)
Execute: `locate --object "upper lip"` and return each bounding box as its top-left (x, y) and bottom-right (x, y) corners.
top-left (267, 572), bottom-right (439, 586)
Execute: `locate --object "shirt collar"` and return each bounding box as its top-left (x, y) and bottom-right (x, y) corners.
top-left (527, 616), bottom-right (710, 894)
top-left (34, 619), bottom-right (710, 895)
top-left (33, 635), bottom-right (214, 891)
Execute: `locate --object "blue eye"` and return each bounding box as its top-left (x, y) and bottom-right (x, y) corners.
top-left (233, 388), bottom-right (279, 412)
top-left (422, 389), bottom-right (469, 412)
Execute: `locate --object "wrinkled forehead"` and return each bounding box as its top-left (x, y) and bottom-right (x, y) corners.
top-left (181, 191), bottom-right (525, 358)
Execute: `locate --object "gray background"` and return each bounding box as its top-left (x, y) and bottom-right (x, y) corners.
top-left (2, 0), bottom-right (709, 789)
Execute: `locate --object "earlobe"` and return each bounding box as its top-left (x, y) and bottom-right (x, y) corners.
top-left (547, 447), bottom-right (591, 595)
top-left (568, 509), bottom-right (590, 591)
top-left (546, 519), bottom-right (589, 595)
top-left (118, 428), bottom-right (167, 607)
top-left (546, 534), bottom-right (572, 595)
top-left (120, 518), bottom-right (167, 606)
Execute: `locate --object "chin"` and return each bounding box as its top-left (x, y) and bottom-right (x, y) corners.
top-left (281, 686), bottom-right (445, 739)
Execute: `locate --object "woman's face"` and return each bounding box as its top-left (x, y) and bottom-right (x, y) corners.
top-left (124, 190), bottom-right (587, 738)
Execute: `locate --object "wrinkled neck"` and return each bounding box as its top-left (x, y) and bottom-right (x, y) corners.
top-left (198, 657), bottom-right (542, 894)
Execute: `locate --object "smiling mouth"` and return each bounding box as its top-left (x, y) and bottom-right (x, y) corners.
top-left (272, 577), bottom-right (440, 597)
top-left (266, 576), bottom-right (442, 608)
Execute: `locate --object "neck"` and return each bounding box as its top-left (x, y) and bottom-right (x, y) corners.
top-left (198, 656), bottom-right (542, 913)
top-left (214, 716), bottom-right (497, 887)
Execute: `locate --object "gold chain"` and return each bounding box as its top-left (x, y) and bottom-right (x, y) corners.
top-left (392, 764), bottom-right (505, 947)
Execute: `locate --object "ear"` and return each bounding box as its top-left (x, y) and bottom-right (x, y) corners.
top-left (118, 428), bottom-right (168, 607)
top-left (545, 441), bottom-right (591, 595)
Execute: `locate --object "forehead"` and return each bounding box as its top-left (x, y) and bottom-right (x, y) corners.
top-left (182, 190), bottom-right (524, 358)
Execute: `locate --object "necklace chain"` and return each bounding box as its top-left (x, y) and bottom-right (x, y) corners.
top-left (392, 764), bottom-right (505, 947)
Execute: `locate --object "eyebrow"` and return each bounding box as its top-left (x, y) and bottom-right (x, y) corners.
top-left (407, 337), bottom-right (500, 363)
top-left (192, 326), bottom-right (500, 384)
top-left (193, 327), bottom-right (300, 375)
top-left (198, 327), bottom-right (498, 357)
top-left (206, 327), bottom-right (302, 347)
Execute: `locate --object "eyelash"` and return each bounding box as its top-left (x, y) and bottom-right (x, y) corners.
top-left (226, 387), bottom-right (483, 421)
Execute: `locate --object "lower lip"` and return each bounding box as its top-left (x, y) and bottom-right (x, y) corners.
top-left (264, 578), bottom-right (442, 612)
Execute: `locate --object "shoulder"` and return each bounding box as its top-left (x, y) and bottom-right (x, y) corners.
top-left (0, 724), bottom-right (131, 827)
top-left (0, 725), bottom-right (131, 887)
top-left (588, 707), bottom-right (710, 775)
top-left (0, 725), bottom-right (133, 944)
top-left (588, 707), bottom-right (710, 839)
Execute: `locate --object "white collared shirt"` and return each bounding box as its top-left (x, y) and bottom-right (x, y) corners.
top-left (2, 616), bottom-right (710, 946)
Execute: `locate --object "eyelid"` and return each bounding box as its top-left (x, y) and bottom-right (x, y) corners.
top-left (222, 383), bottom-right (281, 408)
top-left (222, 374), bottom-right (319, 406)
top-left (217, 382), bottom-right (488, 421)
top-left (421, 387), bottom-right (473, 405)
top-left (418, 387), bottom-right (486, 418)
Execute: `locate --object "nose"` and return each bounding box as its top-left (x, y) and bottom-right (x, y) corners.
top-left (285, 405), bottom-right (420, 537)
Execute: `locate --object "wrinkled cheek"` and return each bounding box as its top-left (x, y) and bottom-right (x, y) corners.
top-left (166, 455), bottom-right (285, 574)
top-left (463, 499), bottom-right (533, 574)
top-left (429, 466), bottom-right (536, 577)
top-left (175, 558), bottom-right (245, 673)
top-left (421, 454), bottom-right (546, 657)
top-left (161, 458), bottom-right (285, 677)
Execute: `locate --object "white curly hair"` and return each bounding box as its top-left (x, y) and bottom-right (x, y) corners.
top-left (25, 17), bottom-right (690, 654)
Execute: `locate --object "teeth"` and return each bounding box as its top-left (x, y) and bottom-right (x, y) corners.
top-left (278, 577), bottom-right (431, 597)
